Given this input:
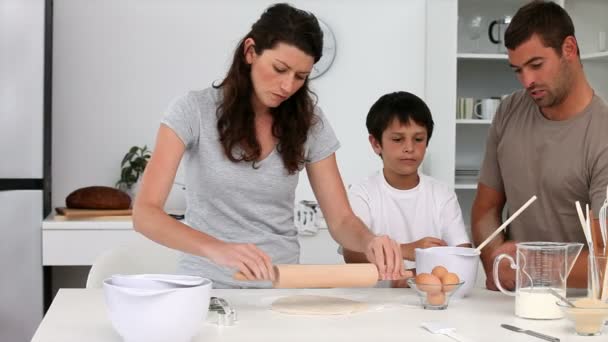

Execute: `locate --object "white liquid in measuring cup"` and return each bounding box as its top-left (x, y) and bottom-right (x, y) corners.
top-left (515, 288), bottom-right (564, 319)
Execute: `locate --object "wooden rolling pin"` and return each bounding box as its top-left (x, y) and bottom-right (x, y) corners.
top-left (234, 264), bottom-right (380, 288)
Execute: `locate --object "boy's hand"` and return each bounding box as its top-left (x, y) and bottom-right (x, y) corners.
top-left (390, 269), bottom-right (416, 288)
top-left (401, 237), bottom-right (447, 260)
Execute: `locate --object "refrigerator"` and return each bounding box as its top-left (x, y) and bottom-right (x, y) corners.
top-left (0, 0), bottom-right (51, 340)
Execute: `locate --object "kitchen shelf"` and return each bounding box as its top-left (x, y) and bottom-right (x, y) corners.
top-left (456, 119), bottom-right (492, 124)
top-left (458, 49), bottom-right (607, 63)
top-left (455, 174), bottom-right (479, 190)
top-left (455, 181), bottom-right (478, 190)
top-left (457, 53), bottom-right (508, 60)
top-left (581, 51), bottom-right (608, 61)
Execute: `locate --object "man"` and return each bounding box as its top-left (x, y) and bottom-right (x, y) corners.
top-left (472, 0), bottom-right (608, 291)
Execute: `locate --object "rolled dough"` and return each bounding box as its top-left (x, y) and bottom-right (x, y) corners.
top-left (271, 295), bottom-right (368, 315)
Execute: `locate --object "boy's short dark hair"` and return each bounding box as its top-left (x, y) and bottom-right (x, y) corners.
top-left (505, 0), bottom-right (578, 56)
top-left (366, 91), bottom-right (434, 146)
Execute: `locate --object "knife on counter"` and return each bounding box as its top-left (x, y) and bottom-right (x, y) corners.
top-left (501, 324), bottom-right (560, 342)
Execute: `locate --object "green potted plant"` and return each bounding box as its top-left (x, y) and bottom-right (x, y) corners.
top-left (116, 145), bottom-right (152, 194)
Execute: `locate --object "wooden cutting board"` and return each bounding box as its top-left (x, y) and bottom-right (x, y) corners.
top-left (55, 207), bottom-right (132, 218)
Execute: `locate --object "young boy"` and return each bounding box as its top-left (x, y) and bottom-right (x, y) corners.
top-left (344, 91), bottom-right (471, 283)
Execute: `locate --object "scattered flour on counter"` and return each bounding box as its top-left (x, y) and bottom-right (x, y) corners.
top-left (271, 295), bottom-right (368, 315)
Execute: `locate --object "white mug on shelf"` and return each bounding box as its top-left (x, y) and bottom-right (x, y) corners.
top-left (474, 98), bottom-right (500, 120)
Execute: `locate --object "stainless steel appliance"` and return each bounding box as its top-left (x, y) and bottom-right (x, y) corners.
top-left (0, 0), bottom-right (50, 340)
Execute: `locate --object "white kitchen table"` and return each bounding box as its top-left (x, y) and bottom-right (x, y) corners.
top-left (32, 287), bottom-right (604, 341)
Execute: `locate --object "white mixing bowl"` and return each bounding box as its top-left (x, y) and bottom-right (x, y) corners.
top-left (103, 274), bottom-right (212, 342)
top-left (415, 246), bottom-right (480, 298)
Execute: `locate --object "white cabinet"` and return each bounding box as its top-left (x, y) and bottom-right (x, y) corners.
top-left (454, 0), bottom-right (528, 232)
top-left (42, 216), bottom-right (343, 266)
top-left (454, 0), bottom-right (608, 232)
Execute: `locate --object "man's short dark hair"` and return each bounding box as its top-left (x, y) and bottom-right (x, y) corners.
top-left (366, 91), bottom-right (434, 146)
top-left (505, 0), bottom-right (578, 56)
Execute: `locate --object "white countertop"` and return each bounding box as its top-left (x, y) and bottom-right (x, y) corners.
top-left (32, 288), bottom-right (603, 341)
top-left (41, 215), bottom-right (341, 266)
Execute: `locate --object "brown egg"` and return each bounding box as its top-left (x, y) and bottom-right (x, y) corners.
top-left (431, 265), bottom-right (448, 279)
top-left (427, 291), bottom-right (446, 306)
top-left (441, 272), bottom-right (461, 292)
top-left (415, 273), bottom-right (442, 293)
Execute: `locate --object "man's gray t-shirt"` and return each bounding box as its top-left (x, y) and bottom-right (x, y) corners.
top-left (161, 87), bottom-right (340, 288)
top-left (479, 89), bottom-right (608, 242)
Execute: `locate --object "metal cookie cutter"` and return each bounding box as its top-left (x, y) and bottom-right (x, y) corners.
top-left (209, 297), bottom-right (237, 326)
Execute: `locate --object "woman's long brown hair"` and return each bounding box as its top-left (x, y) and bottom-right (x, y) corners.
top-left (214, 3), bottom-right (323, 175)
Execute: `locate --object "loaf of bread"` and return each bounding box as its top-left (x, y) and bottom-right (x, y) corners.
top-left (66, 186), bottom-right (131, 210)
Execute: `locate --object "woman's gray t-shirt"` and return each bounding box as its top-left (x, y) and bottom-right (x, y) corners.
top-left (161, 87), bottom-right (340, 288)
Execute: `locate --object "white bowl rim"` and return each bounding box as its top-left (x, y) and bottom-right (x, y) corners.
top-left (103, 276), bottom-right (212, 296)
top-left (417, 246), bottom-right (480, 256)
top-left (104, 275), bottom-right (212, 286)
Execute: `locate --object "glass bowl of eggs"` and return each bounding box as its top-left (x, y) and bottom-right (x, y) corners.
top-left (407, 266), bottom-right (464, 310)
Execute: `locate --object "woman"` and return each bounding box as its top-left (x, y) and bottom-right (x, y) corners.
top-left (133, 3), bottom-right (406, 288)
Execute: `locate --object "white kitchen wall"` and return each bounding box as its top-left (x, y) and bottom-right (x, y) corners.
top-left (51, 0), bottom-right (455, 208)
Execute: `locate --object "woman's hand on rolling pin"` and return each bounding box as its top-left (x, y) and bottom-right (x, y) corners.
top-left (364, 235), bottom-right (407, 280)
top-left (207, 241), bottom-right (275, 281)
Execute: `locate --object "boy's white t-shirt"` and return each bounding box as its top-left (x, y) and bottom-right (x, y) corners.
top-left (348, 170), bottom-right (470, 269)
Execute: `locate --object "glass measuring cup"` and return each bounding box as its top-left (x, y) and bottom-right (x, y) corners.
top-left (493, 242), bottom-right (583, 319)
